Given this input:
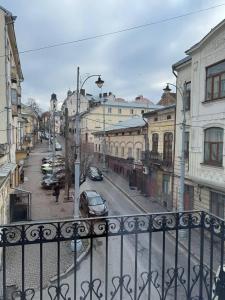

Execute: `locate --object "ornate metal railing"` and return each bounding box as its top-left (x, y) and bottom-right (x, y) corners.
top-left (0, 211), bottom-right (225, 299)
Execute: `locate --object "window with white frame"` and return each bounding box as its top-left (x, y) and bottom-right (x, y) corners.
top-left (206, 60), bottom-right (225, 101)
top-left (118, 108), bottom-right (122, 114)
top-left (108, 107), bottom-right (112, 113)
top-left (204, 127), bottom-right (223, 166)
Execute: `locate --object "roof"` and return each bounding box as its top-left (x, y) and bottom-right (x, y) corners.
top-left (91, 97), bottom-right (161, 109)
top-left (85, 190), bottom-right (99, 197)
top-left (143, 104), bottom-right (176, 117)
top-left (0, 5), bottom-right (12, 16)
top-left (0, 162), bottom-right (17, 177)
top-left (94, 116), bottom-right (146, 135)
top-left (186, 19), bottom-right (225, 54)
top-left (172, 56), bottom-right (192, 70)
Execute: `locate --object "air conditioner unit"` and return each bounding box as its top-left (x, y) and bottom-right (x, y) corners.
top-left (143, 166), bottom-right (148, 174)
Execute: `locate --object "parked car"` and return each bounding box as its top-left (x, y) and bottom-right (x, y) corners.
top-left (55, 142), bottom-right (62, 151)
top-left (79, 190), bottom-right (108, 217)
top-left (88, 167), bottom-right (103, 181)
top-left (42, 155), bottom-right (64, 164)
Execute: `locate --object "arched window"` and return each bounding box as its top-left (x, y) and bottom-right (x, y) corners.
top-left (204, 127), bottom-right (223, 165)
top-left (163, 132), bottom-right (173, 162)
top-left (152, 133), bottom-right (158, 153)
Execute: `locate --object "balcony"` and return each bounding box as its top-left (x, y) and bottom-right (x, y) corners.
top-left (141, 150), bottom-right (173, 171)
top-left (0, 211), bottom-right (225, 299)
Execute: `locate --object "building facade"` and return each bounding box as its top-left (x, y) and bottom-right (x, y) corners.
top-left (93, 117), bottom-right (148, 191)
top-left (143, 105), bottom-right (176, 209)
top-left (0, 5), bottom-right (23, 227)
top-left (173, 19), bottom-right (225, 217)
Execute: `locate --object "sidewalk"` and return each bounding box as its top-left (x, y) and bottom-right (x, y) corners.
top-left (22, 140), bottom-right (74, 220)
top-left (102, 167), bottom-right (221, 273)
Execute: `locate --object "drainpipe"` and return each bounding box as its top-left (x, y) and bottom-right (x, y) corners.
top-left (4, 17), bottom-right (11, 162)
top-left (172, 67), bottom-right (177, 210)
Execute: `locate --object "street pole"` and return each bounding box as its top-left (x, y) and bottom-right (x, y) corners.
top-left (74, 66), bottom-right (80, 218)
top-left (48, 112), bottom-right (51, 152)
top-left (52, 101), bottom-right (56, 175)
top-left (178, 82), bottom-right (187, 213)
top-left (102, 98), bottom-right (107, 171)
top-left (64, 105), bottom-right (70, 201)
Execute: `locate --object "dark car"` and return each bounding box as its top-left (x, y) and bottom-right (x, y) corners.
top-left (79, 190), bottom-right (108, 217)
top-left (41, 175), bottom-right (64, 189)
top-left (88, 167), bottom-right (103, 181)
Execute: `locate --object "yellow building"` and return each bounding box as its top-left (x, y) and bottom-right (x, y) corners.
top-left (79, 93), bottom-right (160, 145)
top-left (143, 104), bottom-right (176, 209)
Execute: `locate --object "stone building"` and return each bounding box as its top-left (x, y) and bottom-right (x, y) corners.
top-left (173, 19), bottom-right (225, 216)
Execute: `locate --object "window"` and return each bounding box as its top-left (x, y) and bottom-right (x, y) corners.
top-left (152, 133), bottom-right (158, 153)
top-left (130, 109), bottom-right (134, 114)
top-left (154, 117), bottom-right (158, 122)
top-left (184, 132), bottom-right (189, 160)
top-left (136, 148), bottom-right (140, 160)
top-left (141, 110), bottom-right (144, 114)
top-left (95, 144), bottom-right (97, 151)
top-left (108, 107), bottom-right (112, 113)
top-left (115, 146), bottom-right (118, 155)
top-left (210, 192), bottom-right (225, 218)
top-left (11, 88), bottom-right (17, 105)
top-left (98, 144), bottom-right (101, 152)
top-left (163, 132), bottom-right (173, 162)
top-left (167, 115), bottom-right (171, 120)
top-left (128, 147), bottom-right (132, 157)
top-left (185, 82), bottom-right (191, 110)
top-left (121, 147), bottom-right (124, 157)
top-left (118, 108), bottom-right (122, 114)
top-left (206, 60), bottom-right (225, 101)
top-left (204, 127), bottom-right (223, 166)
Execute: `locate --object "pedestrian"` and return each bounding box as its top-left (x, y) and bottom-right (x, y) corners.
top-left (53, 182), bottom-right (60, 203)
top-left (40, 137), bottom-right (42, 143)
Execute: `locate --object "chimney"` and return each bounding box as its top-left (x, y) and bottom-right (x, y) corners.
top-left (103, 92), bottom-right (107, 97)
top-left (99, 93), bottom-right (102, 98)
top-left (109, 92), bottom-right (112, 96)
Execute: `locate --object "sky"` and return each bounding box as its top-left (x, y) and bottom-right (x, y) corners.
top-left (1, 0), bottom-right (225, 111)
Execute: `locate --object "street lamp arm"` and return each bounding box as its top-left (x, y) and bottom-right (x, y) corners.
top-left (166, 82), bottom-right (183, 97)
top-left (80, 74), bottom-right (101, 90)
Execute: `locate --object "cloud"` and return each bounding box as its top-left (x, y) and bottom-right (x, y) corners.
top-left (1, 0), bottom-right (225, 110)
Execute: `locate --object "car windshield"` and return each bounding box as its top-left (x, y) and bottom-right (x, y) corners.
top-left (88, 196), bottom-right (104, 206)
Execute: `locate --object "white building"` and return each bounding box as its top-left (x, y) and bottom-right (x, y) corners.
top-left (173, 19), bottom-right (225, 217)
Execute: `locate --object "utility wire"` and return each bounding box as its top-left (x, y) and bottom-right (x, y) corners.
top-left (0, 3), bottom-right (224, 57)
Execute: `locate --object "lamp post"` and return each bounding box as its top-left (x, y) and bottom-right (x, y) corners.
top-left (50, 93), bottom-right (57, 173)
top-left (74, 67), bottom-right (104, 217)
top-left (163, 82), bottom-right (187, 213)
top-left (102, 97), bottom-right (107, 171)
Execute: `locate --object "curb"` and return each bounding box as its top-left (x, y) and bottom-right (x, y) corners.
top-left (103, 173), bottom-right (202, 265)
top-left (49, 241), bottom-right (90, 283)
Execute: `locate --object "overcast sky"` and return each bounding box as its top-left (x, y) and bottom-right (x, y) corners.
top-left (1, 0), bottom-right (225, 110)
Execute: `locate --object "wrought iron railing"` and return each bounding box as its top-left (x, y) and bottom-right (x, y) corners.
top-left (0, 211), bottom-right (225, 299)
top-left (141, 150), bottom-right (173, 169)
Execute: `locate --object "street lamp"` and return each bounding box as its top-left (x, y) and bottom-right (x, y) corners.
top-left (102, 97), bottom-right (108, 171)
top-left (163, 82), bottom-right (187, 213)
top-left (74, 67), bottom-right (104, 218)
top-left (50, 93), bottom-right (57, 174)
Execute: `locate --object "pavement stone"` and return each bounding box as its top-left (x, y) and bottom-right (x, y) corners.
top-left (1, 140), bottom-right (83, 297)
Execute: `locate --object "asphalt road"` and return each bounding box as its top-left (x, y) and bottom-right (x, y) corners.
top-left (33, 175), bottom-right (204, 299)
